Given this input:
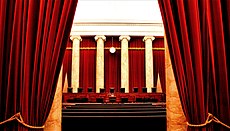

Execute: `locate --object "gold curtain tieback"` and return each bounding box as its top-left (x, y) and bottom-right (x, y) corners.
top-left (187, 113), bottom-right (230, 129)
top-left (0, 112), bottom-right (44, 129)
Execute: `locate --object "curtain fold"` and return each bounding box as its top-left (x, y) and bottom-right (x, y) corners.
top-left (129, 37), bottom-right (145, 93)
top-left (79, 37), bottom-right (96, 93)
top-left (104, 36), bottom-right (121, 93)
top-left (206, 1), bottom-right (230, 130)
top-left (153, 38), bottom-right (166, 93)
top-left (0, 0), bottom-right (78, 130)
top-left (158, 0), bottom-right (230, 130)
top-left (62, 39), bottom-right (73, 88)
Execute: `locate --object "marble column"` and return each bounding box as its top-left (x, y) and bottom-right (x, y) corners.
top-left (119, 36), bottom-right (131, 93)
top-left (143, 36), bottom-right (155, 93)
top-left (165, 36), bottom-right (187, 131)
top-left (44, 66), bottom-right (63, 131)
top-left (70, 36), bottom-right (82, 93)
top-left (95, 35), bottom-right (106, 93)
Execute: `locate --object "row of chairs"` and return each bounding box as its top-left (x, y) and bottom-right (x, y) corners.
top-left (66, 97), bottom-right (159, 103)
top-left (67, 87), bottom-right (157, 93)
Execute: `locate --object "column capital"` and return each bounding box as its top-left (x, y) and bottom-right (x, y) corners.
top-left (94, 35), bottom-right (106, 42)
top-left (70, 35), bottom-right (82, 41)
top-left (119, 35), bottom-right (131, 41)
top-left (143, 36), bottom-right (155, 42)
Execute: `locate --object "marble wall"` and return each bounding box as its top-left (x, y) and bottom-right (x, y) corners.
top-left (44, 67), bottom-right (62, 131)
top-left (165, 38), bottom-right (187, 131)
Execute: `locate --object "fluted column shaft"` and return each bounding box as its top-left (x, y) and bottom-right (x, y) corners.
top-left (119, 36), bottom-right (131, 93)
top-left (95, 35), bottom-right (106, 93)
top-left (70, 36), bottom-right (82, 93)
top-left (143, 36), bottom-right (155, 93)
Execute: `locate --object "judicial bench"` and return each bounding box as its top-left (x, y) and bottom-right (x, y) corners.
top-left (63, 92), bottom-right (166, 103)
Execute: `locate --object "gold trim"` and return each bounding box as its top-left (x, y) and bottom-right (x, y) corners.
top-left (66, 47), bottom-right (72, 50)
top-left (187, 113), bottom-right (230, 129)
top-left (0, 112), bottom-right (45, 129)
top-left (152, 48), bottom-right (165, 51)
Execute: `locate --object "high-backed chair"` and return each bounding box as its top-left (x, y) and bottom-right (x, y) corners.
top-left (78, 87), bottom-right (83, 93)
top-left (100, 88), bottom-right (105, 93)
top-left (110, 87), bottom-right (115, 93)
top-left (88, 87), bottom-right (93, 93)
top-left (151, 87), bottom-right (157, 93)
top-left (142, 87), bottom-right (147, 93)
top-left (133, 87), bottom-right (138, 93)
top-left (120, 87), bottom-right (125, 93)
top-left (67, 87), bottom-right (73, 93)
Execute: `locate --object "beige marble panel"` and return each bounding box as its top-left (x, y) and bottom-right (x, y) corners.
top-left (119, 36), bottom-right (130, 93)
top-left (143, 36), bottom-right (155, 93)
top-left (62, 74), bottom-right (68, 93)
top-left (165, 37), bottom-right (187, 131)
top-left (156, 74), bottom-right (163, 93)
top-left (44, 66), bottom-right (63, 131)
top-left (95, 35), bottom-right (106, 93)
top-left (70, 36), bottom-right (82, 93)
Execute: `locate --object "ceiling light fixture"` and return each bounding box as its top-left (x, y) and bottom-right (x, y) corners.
top-left (109, 37), bottom-right (116, 53)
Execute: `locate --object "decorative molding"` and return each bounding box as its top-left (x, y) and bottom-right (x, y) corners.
top-left (143, 36), bottom-right (155, 42)
top-left (94, 35), bottom-right (106, 42)
top-left (119, 35), bottom-right (131, 42)
top-left (70, 35), bottom-right (82, 41)
top-left (72, 22), bottom-right (163, 26)
top-left (71, 22), bottom-right (164, 36)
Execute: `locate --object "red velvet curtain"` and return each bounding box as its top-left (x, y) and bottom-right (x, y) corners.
top-left (159, 0), bottom-right (230, 130)
top-left (153, 38), bottom-right (166, 93)
top-left (206, 1), bottom-right (230, 130)
top-left (104, 36), bottom-right (121, 93)
top-left (129, 37), bottom-right (145, 93)
top-left (0, 0), bottom-right (78, 130)
top-left (79, 37), bottom-right (96, 93)
top-left (62, 39), bottom-right (73, 88)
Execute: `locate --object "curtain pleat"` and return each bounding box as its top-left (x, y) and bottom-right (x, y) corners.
top-left (129, 37), bottom-right (146, 93)
top-left (104, 36), bottom-right (121, 93)
top-left (79, 37), bottom-right (96, 93)
top-left (62, 39), bottom-right (72, 88)
top-left (0, 0), bottom-right (78, 130)
top-left (153, 38), bottom-right (165, 93)
top-left (158, 0), bottom-right (230, 130)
